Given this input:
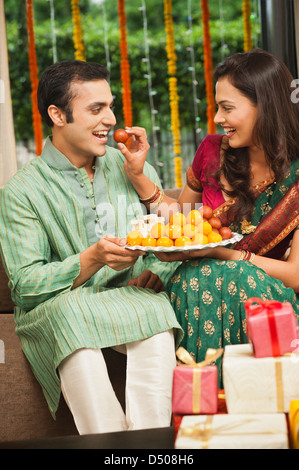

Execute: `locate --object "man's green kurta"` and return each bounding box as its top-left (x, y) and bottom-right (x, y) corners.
top-left (0, 138), bottom-right (183, 418)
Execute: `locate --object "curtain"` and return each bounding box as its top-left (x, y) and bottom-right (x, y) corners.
top-left (0, 0), bottom-right (17, 188)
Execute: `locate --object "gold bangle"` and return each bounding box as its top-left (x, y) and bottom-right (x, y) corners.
top-left (238, 250), bottom-right (247, 261)
top-left (151, 190), bottom-right (164, 207)
top-left (238, 250), bottom-right (256, 262)
top-left (140, 184), bottom-right (159, 204)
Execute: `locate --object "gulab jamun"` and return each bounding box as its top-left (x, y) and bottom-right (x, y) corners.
top-left (113, 129), bottom-right (129, 143)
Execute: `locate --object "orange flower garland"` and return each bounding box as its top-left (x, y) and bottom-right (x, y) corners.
top-left (71, 0), bottom-right (86, 61)
top-left (242, 0), bottom-right (253, 52)
top-left (201, 0), bottom-right (216, 135)
top-left (118, 0), bottom-right (133, 129)
top-left (163, 0), bottom-right (182, 188)
top-left (26, 0), bottom-right (43, 156)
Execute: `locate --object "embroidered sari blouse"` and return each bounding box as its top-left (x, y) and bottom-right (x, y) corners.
top-left (186, 135), bottom-right (299, 260)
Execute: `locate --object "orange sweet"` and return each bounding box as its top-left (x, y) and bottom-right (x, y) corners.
top-left (202, 221), bottom-right (213, 235)
top-left (156, 237), bottom-right (174, 247)
top-left (127, 230), bottom-right (143, 246)
top-left (183, 224), bottom-right (197, 239)
top-left (191, 233), bottom-right (209, 245)
top-left (186, 209), bottom-right (202, 226)
top-left (141, 236), bottom-right (157, 247)
top-left (175, 236), bottom-right (192, 247)
top-left (165, 223), bottom-right (182, 240)
top-left (170, 212), bottom-right (186, 227)
top-left (150, 222), bottom-right (166, 239)
top-left (207, 231), bottom-right (223, 243)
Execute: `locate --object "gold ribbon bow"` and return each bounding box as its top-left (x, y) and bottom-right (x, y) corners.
top-left (175, 347), bottom-right (223, 414)
top-left (180, 416), bottom-right (281, 449)
top-left (176, 347), bottom-right (223, 368)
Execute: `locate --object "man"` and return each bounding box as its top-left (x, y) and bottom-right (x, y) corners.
top-left (0, 60), bottom-right (182, 434)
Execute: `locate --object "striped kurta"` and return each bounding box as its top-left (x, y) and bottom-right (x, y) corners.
top-left (0, 138), bottom-right (183, 418)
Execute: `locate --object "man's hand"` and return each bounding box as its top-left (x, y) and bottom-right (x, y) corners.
top-left (117, 127), bottom-right (150, 179)
top-left (127, 270), bottom-right (164, 293)
top-left (95, 236), bottom-right (144, 271)
top-left (72, 236), bottom-right (144, 289)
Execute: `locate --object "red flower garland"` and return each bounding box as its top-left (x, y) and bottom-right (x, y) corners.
top-left (26, 0), bottom-right (43, 156)
top-left (242, 0), bottom-right (253, 52)
top-left (118, 0), bottom-right (133, 129)
top-left (201, 0), bottom-right (216, 135)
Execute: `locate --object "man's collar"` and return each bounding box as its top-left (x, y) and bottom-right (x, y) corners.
top-left (41, 136), bottom-right (106, 171)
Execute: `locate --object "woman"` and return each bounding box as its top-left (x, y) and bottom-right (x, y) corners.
top-left (119, 49), bottom-right (299, 383)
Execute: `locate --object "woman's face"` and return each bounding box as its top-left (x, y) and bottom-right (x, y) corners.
top-left (214, 77), bottom-right (259, 149)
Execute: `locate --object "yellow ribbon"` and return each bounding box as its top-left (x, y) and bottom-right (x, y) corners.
top-left (176, 347), bottom-right (223, 368)
top-left (180, 416), bottom-right (282, 449)
top-left (275, 358), bottom-right (285, 413)
top-left (175, 347), bottom-right (223, 414)
top-left (272, 352), bottom-right (299, 412)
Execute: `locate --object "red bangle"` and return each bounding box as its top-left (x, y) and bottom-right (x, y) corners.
top-left (140, 185), bottom-right (161, 204)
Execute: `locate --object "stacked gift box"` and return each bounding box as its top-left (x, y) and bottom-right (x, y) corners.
top-left (173, 298), bottom-right (299, 449)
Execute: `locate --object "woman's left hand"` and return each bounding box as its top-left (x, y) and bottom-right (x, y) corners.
top-left (154, 247), bottom-right (216, 263)
top-left (117, 127), bottom-right (150, 179)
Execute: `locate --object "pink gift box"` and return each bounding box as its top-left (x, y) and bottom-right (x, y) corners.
top-left (245, 298), bottom-right (299, 358)
top-left (172, 365), bottom-right (218, 415)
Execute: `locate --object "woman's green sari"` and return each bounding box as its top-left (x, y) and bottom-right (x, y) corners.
top-left (166, 160), bottom-right (299, 386)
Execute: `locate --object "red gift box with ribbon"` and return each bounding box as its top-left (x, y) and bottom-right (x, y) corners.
top-left (245, 298), bottom-right (299, 358)
top-left (172, 347), bottom-right (223, 415)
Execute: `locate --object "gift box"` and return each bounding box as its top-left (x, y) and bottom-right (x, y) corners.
top-left (172, 347), bottom-right (222, 415)
top-left (223, 344), bottom-right (299, 414)
top-left (289, 400), bottom-right (299, 449)
top-left (245, 298), bottom-right (299, 358)
top-left (175, 414), bottom-right (289, 449)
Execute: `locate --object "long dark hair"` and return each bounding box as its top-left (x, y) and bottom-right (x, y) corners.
top-left (214, 48), bottom-right (299, 222)
top-left (37, 60), bottom-right (109, 128)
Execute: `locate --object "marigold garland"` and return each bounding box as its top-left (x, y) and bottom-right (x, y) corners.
top-left (118, 0), bottom-right (133, 129)
top-left (242, 0), bottom-right (253, 52)
top-left (163, 0), bottom-right (183, 188)
top-left (71, 0), bottom-right (86, 61)
top-left (26, 0), bottom-right (43, 156)
top-left (201, 0), bottom-right (216, 135)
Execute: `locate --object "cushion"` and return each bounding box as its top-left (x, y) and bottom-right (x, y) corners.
top-left (0, 314), bottom-right (126, 442)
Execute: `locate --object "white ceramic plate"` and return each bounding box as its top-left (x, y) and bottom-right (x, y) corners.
top-left (126, 232), bottom-right (243, 253)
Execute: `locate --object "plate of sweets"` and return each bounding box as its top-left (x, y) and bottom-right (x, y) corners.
top-left (126, 206), bottom-right (243, 252)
